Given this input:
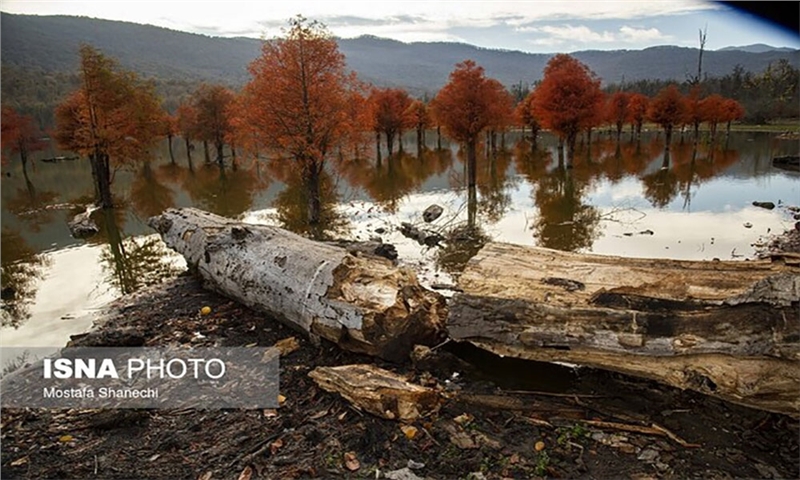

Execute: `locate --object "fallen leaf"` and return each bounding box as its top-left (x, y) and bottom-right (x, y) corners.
top-left (274, 337), bottom-right (300, 356)
top-left (277, 394), bottom-right (286, 405)
top-left (309, 409), bottom-right (329, 420)
top-left (270, 438), bottom-right (284, 455)
top-left (10, 457), bottom-right (28, 467)
top-left (344, 451), bottom-right (360, 471)
top-left (200, 306), bottom-right (212, 315)
top-left (197, 472), bottom-right (213, 480)
top-left (237, 466), bottom-right (253, 480)
top-left (453, 413), bottom-right (472, 425)
top-left (509, 453), bottom-right (520, 464)
top-left (58, 435), bottom-right (74, 443)
top-left (401, 425), bottom-right (418, 440)
top-left (263, 409), bottom-right (278, 418)
top-left (535, 441), bottom-right (546, 452)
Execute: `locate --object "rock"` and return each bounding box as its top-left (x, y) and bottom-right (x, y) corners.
top-left (384, 467), bottom-right (424, 480)
top-left (753, 201), bottom-right (776, 210)
top-left (744, 222), bottom-right (753, 229)
top-left (637, 449), bottom-right (660, 463)
top-left (374, 227), bottom-right (386, 234)
top-left (407, 459), bottom-right (425, 470)
top-left (68, 207), bottom-right (100, 239)
top-left (423, 205), bottom-right (444, 223)
top-left (466, 473), bottom-right (487, 480)
top-left (374, 243), bottom-right (399, 261)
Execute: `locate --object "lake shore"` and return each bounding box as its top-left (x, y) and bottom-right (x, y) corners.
top-left (2, 228), bottom-right (799, 479)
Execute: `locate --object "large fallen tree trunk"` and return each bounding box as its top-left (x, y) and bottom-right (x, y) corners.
top-left (447, 243), bottom-right (800, 417)
top-left (149, 208), bottom-right (446, 361)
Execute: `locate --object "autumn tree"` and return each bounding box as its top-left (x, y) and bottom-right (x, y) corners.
top-left (682, 86), bottom-right (705, 145)
top-left (721, 98), bottom-right (745, 136)
top-left (647, 84), bottom-right (686, 151)
top-left (533, 54), bottom-right (604, 157)
top-left (627, 93), bottom-right (649, 140)
top-left (515, 91), bottom-right (541, 146)
top-left (191, 83), bottom-right (236, 165)
top-left (370, 88), bottom-right (413, 155)
top-left (1, 106), bottom-right (44, 174)
top-left (484, 79), bottom-right (515, 152)
top-left (54, 45), bottom-right (164, 208)
top-left (606, 91), bottom-right (631, 142)
top-left (176, 101), bottom-right (198, 165)
top-left (405, 99), bottom-right (431, 155)
top-left (433, 60), bottom-right (506, 190)
top-left (700, 94), bottom-right (726, 142)
top-left (240, 16), bottom-right (355, 230)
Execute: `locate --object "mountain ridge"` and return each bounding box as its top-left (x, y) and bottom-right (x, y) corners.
top-left (2, 12), bottom-right (798, 94)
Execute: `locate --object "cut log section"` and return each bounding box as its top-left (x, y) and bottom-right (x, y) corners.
top-left (149, 208), bottom-right (446, 361)
top-left (309, 364), bottom-right (439, 421)
top-left (447, 243), bottom-right (800, 417)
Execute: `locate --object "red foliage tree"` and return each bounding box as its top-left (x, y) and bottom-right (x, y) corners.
top-left (700, 94), bottom-right (727, 142)
top-left (405, 99), bottom-right (431, 154)
top-left (433, 60), bottom-right (506, 188)
top-left (682, 86), bottom-right (705, 145)
top-left (533, 54), bottom-right (604, 156)
top-left (627, 93), bottom-right (649, 140)
top-left (1, 106), bottom-right (44, 173)
top-left (239, 16), bottom-right (355, 229)
top-left (370, 88), bottom-right (413, 155)
top-left (191, 84), bottom-right (236, 165)
top-left (721, 98), bottom-right (745, 136)
top-left (647, 84), bottom-right (686, 150)
top-left (54, 45), bottom-right (165, 208)
top-left (606, 92), bottom-right (631, 142)
top-left (515, 91), bottom-right (541, 145)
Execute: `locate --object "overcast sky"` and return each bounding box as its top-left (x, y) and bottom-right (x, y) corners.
top-left (2, 1), bottom-right (798, 53)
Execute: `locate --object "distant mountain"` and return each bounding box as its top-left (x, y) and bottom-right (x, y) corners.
top-left (718, 44), bottom-right (796, 53)
top-left (2, 13), bottom-right (798, 94)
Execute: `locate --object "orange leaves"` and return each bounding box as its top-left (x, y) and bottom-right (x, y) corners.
top-left (432, 60), bottom-right (506, 144)
top-left (647, 84), bottom-right (686, 131)
top-left (533, 54), bottom-right (604, 149)
top-left (242, 16), bottom-right (352, 165)
top-left (1, 105), bottom-right (44, 164)
top-left (54, 45), bottom-right (163, 163)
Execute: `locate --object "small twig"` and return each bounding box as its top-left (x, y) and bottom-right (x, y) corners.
top-left (429, 338), bottom-right (451, 352)
top-left (420, 425), bottom-right (440, 446)
top-left (582, 419), bottom-right (700, 448)
top-left (498, 388), bottom-right (606, 399)
top-left (519, 416), bottom-right (553, 428)
top-left (94, 455), bottom-right (98, 475)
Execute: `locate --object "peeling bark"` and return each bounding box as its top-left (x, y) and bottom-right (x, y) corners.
top-left (447, 243), bottom-right (800, 417)
top-left (309, 364), bottom-right (439, 421)
top-left (149, 208), bottom-right (447, 361)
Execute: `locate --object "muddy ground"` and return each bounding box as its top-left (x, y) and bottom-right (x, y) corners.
top-left (3, 222), bottom-right (800, 480)
top-left (2, 270), bottom-right (798, 480)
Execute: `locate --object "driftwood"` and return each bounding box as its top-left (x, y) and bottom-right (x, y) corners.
top-left (149, 208), bottom-right (446, 361)
top-left (309, 364), bottom-right (439, 421)
top-left (447, 243), bottom-right (800, 417)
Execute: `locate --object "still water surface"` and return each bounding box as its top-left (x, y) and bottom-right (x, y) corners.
top-left (2, 131), bottom-right (798, 354)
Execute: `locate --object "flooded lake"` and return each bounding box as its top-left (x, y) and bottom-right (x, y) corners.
top-left (2, 130), bottom-right (798, 354)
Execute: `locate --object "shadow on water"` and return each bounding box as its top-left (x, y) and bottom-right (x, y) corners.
top-left (1, 229), bottom-right (51, 328)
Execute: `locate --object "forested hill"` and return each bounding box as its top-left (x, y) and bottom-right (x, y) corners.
top-left (2, 12), bottom-right (798, 92)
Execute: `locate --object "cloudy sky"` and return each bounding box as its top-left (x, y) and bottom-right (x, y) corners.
top-left (2, 1), bottom-right (798, 52)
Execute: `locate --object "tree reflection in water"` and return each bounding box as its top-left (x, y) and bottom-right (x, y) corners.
top-left (1, 229), bottom-right (51, 328)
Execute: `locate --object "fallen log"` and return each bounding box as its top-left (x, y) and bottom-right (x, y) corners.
top-left (149, 208), bottom-right (446, 361)
top-left (309, 364), bottom-right (439, 421)
top-left (447, 243), bottom-right (800, 417)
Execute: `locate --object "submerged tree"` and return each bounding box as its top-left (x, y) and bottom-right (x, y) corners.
top-left (627, 93), bottom-right (649, 140)
top-left (54, 45), bottom-right (164, 208)
top-left (433, 60), bottom-right (505, 190)
top-left (370, 88), bottom-right (413, 155)
top-left (533, 54), bottom-right (604, 157)
top-left (192, 83), bottom-right (236, 165)
top-left (647, 84), bottom-right (686, 151)
top-left (1, 106), bottom-right (44, 175)
top-left (241, 16), bottom-right (354, 230)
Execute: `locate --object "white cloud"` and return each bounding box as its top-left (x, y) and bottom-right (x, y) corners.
top-left (527, 24), bottom-right (617, 44)
top-left (619, 25), bottom-right (670, 42)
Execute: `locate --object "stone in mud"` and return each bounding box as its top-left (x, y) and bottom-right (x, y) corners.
top-left (752, 201), bottom-right (776, 210)
top-left (423, 204), bottom-right (444, 223)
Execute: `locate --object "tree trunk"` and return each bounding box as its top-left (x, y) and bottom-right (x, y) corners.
top-left (437, 126), bottom-right (442, 150)
top-left (664, 125), bottom-right (673, 151)
top-left (168, 134), bottom-right (176, 164)
top-left (375, 132), bottom-right (382, 166)
top-left (467, 139), bottom-right (477, 189)
top-left (447, 242), bottom-right (800, 417)
top-left (185, 138), bottom-right (193, 164)
top-left (386, 131), bottom-right (395, 155)
top-left (149, 208), bottom-right (447, 362)
top-left (203, 141), bottom-right (211, 164)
